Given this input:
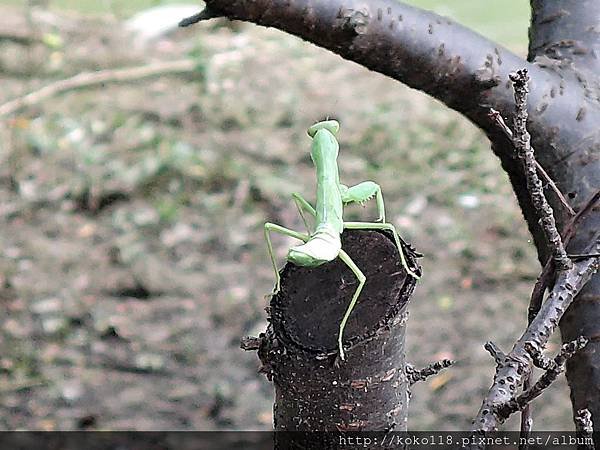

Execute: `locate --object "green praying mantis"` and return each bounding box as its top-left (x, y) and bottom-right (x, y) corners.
top-left (264, 120), bottom-right (420, 361)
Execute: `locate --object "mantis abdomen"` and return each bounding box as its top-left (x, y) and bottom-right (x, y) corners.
top-left (287, 226), bottom-right (341, 268)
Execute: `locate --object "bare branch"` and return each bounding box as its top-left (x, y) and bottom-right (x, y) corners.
top-left (484, 341), bottom-right (506, 365)
top-left (497, 337), bottom-right (588, 417)
top-left (575, 409), bottom-right (595, 450)
top-left (570, 254), bottom-right (600, 260)
top-left (240, 335), bottom-right (263, 351)
top-left (471, 71), bottom-right (600, 438)
top-left (406, 359), bottom-right (454, 386)
top-left (471, 257), bottom-right (598, 435)
top-left (518, 408), bottom-right (533, 450)
top-left (0, 59), bottom-right (197, 117)
top-left (491, 85), bottom-right (586, 441)
top-left (533, 163), bottom-right (576, 217)
top-left (527, 189), bottom-right (600, 326)
top-left (489, 123), bottom-right (600, 442)
top-left (509, 69), bottom-right (571, 271)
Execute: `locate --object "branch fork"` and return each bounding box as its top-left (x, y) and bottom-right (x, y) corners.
top-left (470, 71), bottom-right (600, 440)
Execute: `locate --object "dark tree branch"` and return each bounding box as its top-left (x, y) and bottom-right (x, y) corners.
top-left (472, 73), bottom-right (600, 435)
top-left (183, 0), bottom-right (559, 129)
top-left (472, 258), bottom-right (598, 434)
top-left (521, 189), bottom-right (600, 438)
top-left (178, 8), bottom-right (219, 27)
top-left (519, 373), bottom-right (533, 450)
top-left (406, 359), bottom-right (454, 386)
top-left (529, 0), bottom-right (600, 76)
top-left (497, 337), bottom-right (588, 418)
top-left (240, 335), bottom-right (262, 351)
top-left (528, 189), bottom-right (600, 326)
top-left (494, 71), bottom-right (572, 439)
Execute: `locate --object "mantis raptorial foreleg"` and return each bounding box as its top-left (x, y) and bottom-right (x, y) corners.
top-left (337, 249), bottom-right (366, 361)
top-left (343, 221), bottom-right (420, 280)
top-left (341, 181), bottom-right (386, 222)
top-left (264, 223), bottom-right (310, 293)
top-left (291, 193), bottom-right (316, 233)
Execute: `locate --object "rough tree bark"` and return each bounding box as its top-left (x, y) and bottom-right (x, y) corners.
top-left (244, 230), bottom-right (420, 443)
top-left (191, 0), bottom-right (600, 430)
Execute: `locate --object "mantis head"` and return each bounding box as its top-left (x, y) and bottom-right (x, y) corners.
top-left (308, 120), bottom-right (340, 165)
top-left (307, 120), bottom-right (340, 137)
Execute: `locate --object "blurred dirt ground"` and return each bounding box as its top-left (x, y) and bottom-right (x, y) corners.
top-left (0, 5), bottom-right (573, 431)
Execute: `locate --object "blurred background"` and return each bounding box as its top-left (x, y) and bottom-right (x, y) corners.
top-left (0, 0), bottom-right (573, 431)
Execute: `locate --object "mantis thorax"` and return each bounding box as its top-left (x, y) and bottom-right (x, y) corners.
top-left (311, 128), bottom-right (344, 236)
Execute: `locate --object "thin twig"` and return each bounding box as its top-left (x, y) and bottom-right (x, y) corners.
top-left (471, 257), bottom-right (598, 436)
top-left (178, 8), bottom-right (220, 27)
top-left (518, 378), bottom-right (533, 450)
top-left (488, 108), bottom-right (576, 217)
top-left (570, 253), bottom-right (600, 259)
top-left (240, 335), bottom-right (262, 351)
top-left (575, 409), bottom-right (595, 450)
top-left (406, 359), bottom-right (454, 385)
top-left (515, 338), bottom-right (587, 450)
top-left (0, 59), bottom-right (197, 117)
top-left (497, 337), bottom-right (588, 417)
top-left (510, 69), bottom-right (572, 271)
top-left (534, 162), bottom-right (576, 216)
top-left (528, 189), bottom-right (600, 324)
top-left (484, 341), bottom-right (505, 365)
top-left (523, 189), bottom-right (600, 424)
top-left (494, 73), bottom-right (582, 439)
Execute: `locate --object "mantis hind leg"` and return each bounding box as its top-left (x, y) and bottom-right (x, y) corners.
top-left (291, 193), bottom-right (316, 233)
top-left (340, 181), bottom-right (386, 222)
top-left (343, 221), bottom-right (420, 280)
top-left (337, 249), bottom-right (366, 361)
top-left (264, 223), bottom-right (310, 293)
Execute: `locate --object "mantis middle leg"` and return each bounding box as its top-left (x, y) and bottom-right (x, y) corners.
top-left (264, 223), bottom-right (309, 293)
top-left (291, 193), bottom-right (316, 233)
top-left (343, 221), bottom-right (420, 280)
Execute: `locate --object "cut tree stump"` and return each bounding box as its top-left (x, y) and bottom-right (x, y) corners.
top-left (244, 229), bottom-right (420, 447)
